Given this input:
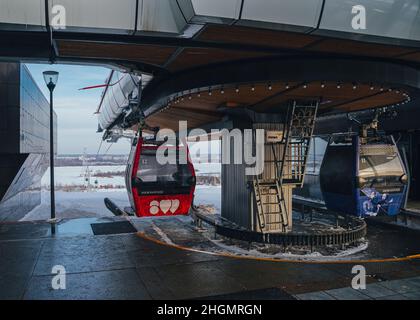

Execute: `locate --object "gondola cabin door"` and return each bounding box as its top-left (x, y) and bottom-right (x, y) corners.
top-left (126, 137), bottom-right (196, 217)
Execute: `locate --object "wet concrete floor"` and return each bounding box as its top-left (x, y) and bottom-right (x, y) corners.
top-left (0, 217), bottom-right (419, 299)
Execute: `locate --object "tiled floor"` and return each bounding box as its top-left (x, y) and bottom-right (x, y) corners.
top-left (295, 277), bottom-right (420, 300)
top-left (0, 218), bottom-right (419, 300)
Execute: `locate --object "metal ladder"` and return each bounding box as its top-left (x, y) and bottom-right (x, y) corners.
top-left (283, 101), bottom-right (318, 187)
top-left (253, 177), bottom-right (289, 232)
top-left (253, 100), bottom-right (318, 233)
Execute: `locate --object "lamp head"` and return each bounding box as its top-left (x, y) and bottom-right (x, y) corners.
top-left (43, 71), bottom-right (59, 91)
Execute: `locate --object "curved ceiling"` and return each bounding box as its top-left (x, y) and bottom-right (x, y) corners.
top-left (145, 81), bottom-right (410, 132)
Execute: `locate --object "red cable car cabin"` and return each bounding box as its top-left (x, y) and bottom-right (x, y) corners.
top-left (126, 137), bottom-right (196, 217)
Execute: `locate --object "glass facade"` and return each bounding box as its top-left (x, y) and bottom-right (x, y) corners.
top-left (0, 63), bottom-right (55, 221)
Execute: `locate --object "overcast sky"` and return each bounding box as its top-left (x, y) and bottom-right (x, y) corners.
top-left (26, 63), bottom-right (131, 155)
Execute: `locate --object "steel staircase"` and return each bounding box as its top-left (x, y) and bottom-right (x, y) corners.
top-left (253, 100), bottom-right (318, 233)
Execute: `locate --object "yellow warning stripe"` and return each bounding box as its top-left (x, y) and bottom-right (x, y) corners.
top-left (136, 231), bottom-right (420, 265)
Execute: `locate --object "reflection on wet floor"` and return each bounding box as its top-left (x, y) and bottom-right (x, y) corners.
top-left (53, 218), bottom-right (97, 236)
top-left (362, 223), bottom-right (420, 259)
top-left (51, 217), bottom-right (128, 237)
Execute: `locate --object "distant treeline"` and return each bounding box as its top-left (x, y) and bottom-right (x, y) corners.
top-left (91, 170), bottom-right (220, 185)
top-left (55, 154), bottom-right (128, 167)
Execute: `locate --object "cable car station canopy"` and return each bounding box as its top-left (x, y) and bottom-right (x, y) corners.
top-left (2, 0), bottom-right (420, 131)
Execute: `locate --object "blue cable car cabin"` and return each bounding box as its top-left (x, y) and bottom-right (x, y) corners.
top-left (320, 134), bottom-right (408, 218)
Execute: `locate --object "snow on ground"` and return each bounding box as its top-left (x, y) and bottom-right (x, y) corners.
top-left (193, 162), bottom-right (221, 175)
top-left (150, 222), bottom-right (176, 245)
top-left (22, 185), bottom-right (221, 222)
top-left (20, 189), bottom-right (129, 221)
top-left (208, 238), bottom-right (369, 261)
top-left (193, 185), bottom-right (221, 213)
top-left (134, 214), bottom-right (369, 261)
top-left (42, 165), bottom-right (126, 188)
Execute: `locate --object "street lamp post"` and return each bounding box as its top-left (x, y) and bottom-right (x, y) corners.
top-left (43, 71), bottom-right (59, 235)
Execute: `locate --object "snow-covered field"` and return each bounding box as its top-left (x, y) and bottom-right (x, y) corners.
top-left (43, 163), bottom-right (221, 188)
top-left (21, 189), bottom-right (128, 221)
top-left (42, 165), bottom-right (126, 188)
top-left (22, 186), bottom-right (221, 221)
top-left (193, 162), bottom-right (221, 175)
top-left (23, 163), bottom-right (221, 221)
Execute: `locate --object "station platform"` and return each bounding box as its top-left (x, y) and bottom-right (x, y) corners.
top-left (1, 216), bottom-right (420, 300)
